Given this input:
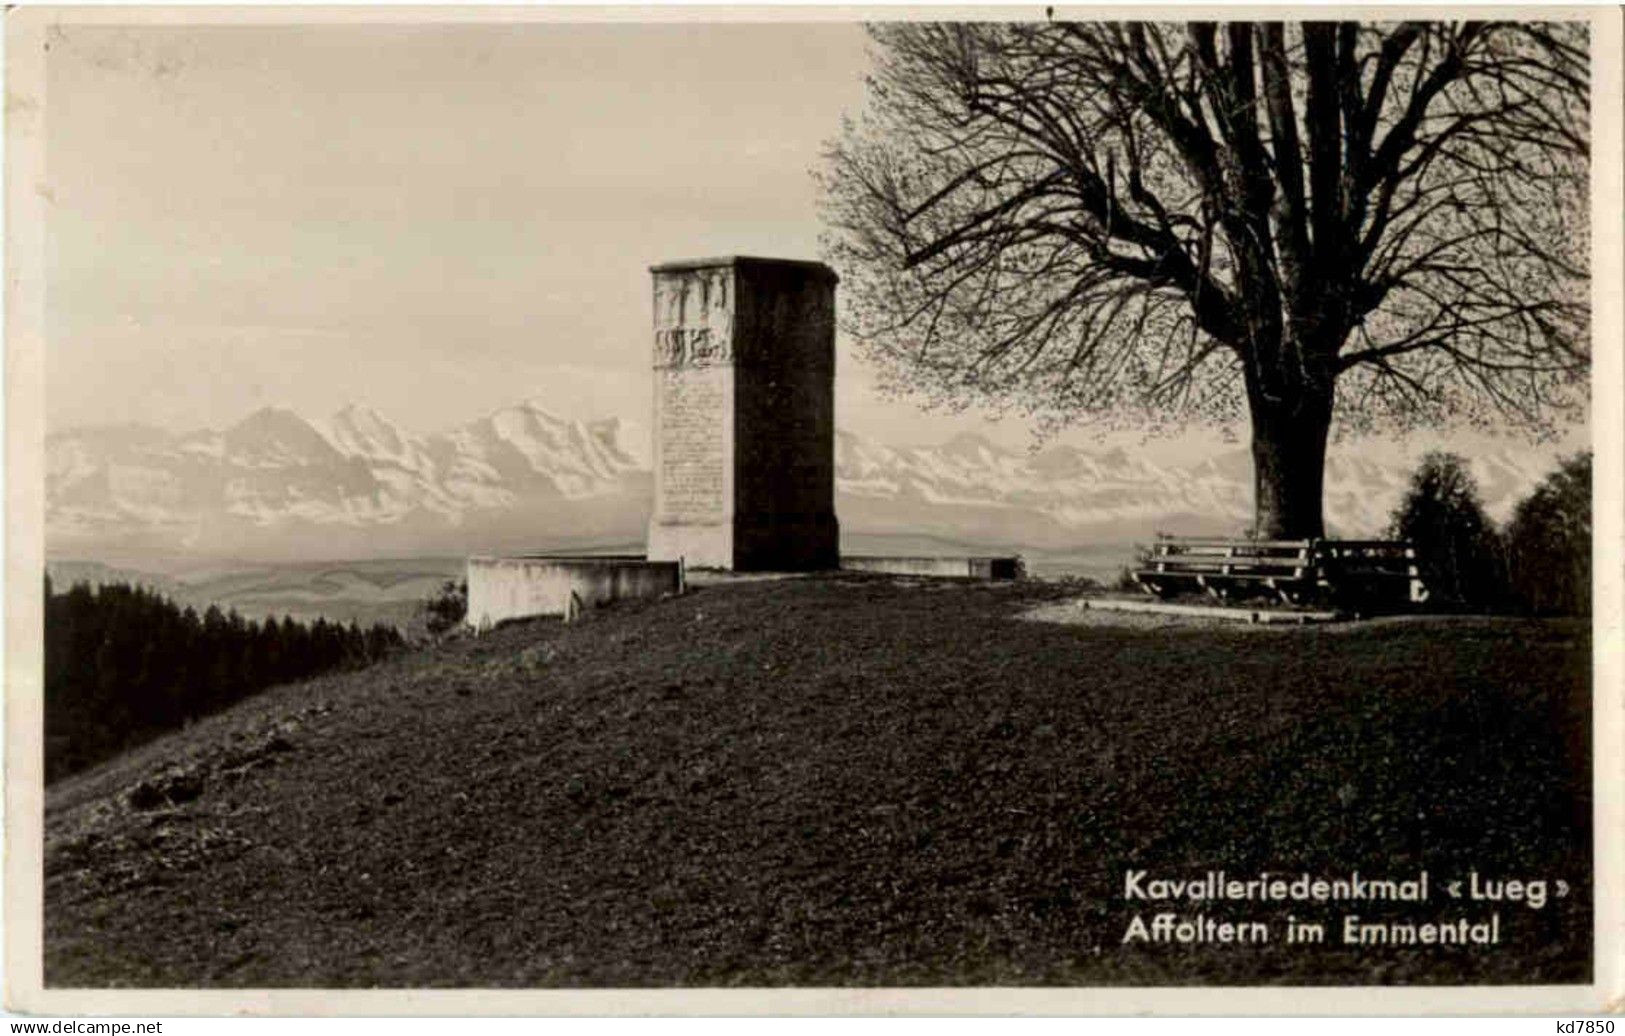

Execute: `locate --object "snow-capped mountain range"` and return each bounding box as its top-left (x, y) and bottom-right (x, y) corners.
top-left (49, 401), bottom-right (651, 563)
top-left (47, 399), bottom-right (1558, 566)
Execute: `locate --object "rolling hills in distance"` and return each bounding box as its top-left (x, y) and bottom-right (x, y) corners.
top-left (46, 398), bottom-right (1564, 626)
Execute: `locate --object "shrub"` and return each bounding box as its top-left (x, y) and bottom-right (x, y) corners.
top-left (423, 579), bottom-right (468, 635)
top-left (1506, 452), bottom-right (1591, 615)
top-left (1388, 452), bottom-right (1508, 610)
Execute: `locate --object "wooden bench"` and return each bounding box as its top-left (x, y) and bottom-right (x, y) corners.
top-left (1132, 536), bottom-right (1428, 607)
top-left (1315, 540), bottom-right (1430, 606)
top-left (1133, 537), bottom-right (1317, 604)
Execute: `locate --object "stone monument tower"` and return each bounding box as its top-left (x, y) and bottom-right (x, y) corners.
top-left (645, 256), bottom-right (839, 571)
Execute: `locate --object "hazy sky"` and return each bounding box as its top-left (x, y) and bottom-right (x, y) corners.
top-left (49, 24), bottom-right (870, 426)
top-left (43, 18), bottom-right (1587, 464)
top-left (43, 18), bottom-right (1249, 462)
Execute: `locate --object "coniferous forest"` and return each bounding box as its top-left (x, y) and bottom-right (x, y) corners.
top-left (44, 576), bottom-right (405, 783)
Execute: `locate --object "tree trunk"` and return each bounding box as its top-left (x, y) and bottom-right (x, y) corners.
top-left (1250, 396), bottom-right (1333, 540)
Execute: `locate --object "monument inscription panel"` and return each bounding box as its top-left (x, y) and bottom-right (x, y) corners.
top-left (657, 367), bottom-right (726, 521)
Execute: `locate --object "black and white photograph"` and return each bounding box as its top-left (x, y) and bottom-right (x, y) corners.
top-left (5, 4), bottom-right (1621, 1014)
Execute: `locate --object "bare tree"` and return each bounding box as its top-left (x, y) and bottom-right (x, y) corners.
top-left (820, 21), bottom-right (1589, 538)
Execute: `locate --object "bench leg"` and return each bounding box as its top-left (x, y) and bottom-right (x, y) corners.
top-left (1134, 575), bottom-right (1169, 599)
top-left (1268, 578), bottom-right (1299, 606)
top-left (1196, 574), bottom-right (1227, 601)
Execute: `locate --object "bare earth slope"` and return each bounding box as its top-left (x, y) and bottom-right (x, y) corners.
top-left (44, 576), bottom-right (1591, 987)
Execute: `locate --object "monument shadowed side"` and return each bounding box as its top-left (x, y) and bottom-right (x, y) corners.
top-left (732, 260), bottom-right (839, 570)
top-left (646, 256), bottom-right (839, 571)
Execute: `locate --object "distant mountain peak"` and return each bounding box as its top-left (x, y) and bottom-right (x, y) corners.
top-left (333, 401), bottom-right (386, 421)
top-left (937, 431), bottom-right (1009, 463)
top-left (222, 406), bottom-right (341, 460)
top-left (324, 403), bottom-right (410, 461)
top-left (514, 397), bottom-right (567, 419)
top-left (236, 404), bottom-right (308, 424)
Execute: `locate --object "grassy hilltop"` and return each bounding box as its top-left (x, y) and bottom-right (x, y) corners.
top-left (44, 574), bottom-right (1591, 987)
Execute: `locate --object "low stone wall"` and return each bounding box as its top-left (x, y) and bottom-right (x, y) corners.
top-left (842, 556), bottom-right (1022, 580)
top-left (466, 555), bottom-right (682, 631)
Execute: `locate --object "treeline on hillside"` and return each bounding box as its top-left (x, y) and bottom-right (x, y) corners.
top-left (1391, 451), bottom-right (1591, 615)
top-left (45, 577), bottom-right (404, 783)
